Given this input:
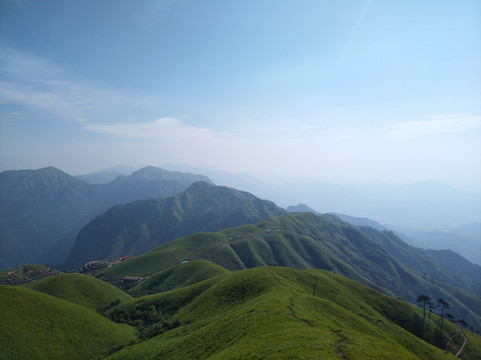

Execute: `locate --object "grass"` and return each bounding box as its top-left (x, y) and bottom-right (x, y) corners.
top-left (97, 232), bottom-right (229, 280)
top-left (128, 260), bottom-right (230, 296)
top-left (22, 273), bottom-right (132, 312)
top-left (0, 285), bottom-right (137, 360)
top-left (96, 213), bottom-right (481, 331)
top-left (103, 267), bottom-right (472, 359)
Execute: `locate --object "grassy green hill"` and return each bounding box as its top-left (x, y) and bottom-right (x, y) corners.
top-left (103, 267), bottom-right (478, 359)
top-left (97, 212), bottom-right (481, 332)
top-left (22, 273), bottom-right (132, 311)
top-left (0, 285), bottom-right (137, 360)
top-left (129, 260), bottom-right (230, 296)
top-left (358, 226), bottom-right (481, 295)
top-left (64, 181), bottom-right (286, 269)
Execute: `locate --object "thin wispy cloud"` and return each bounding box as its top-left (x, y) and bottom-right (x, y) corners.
top-left (386, 115), bottom-right (481, 138)
top-left (84, 117), bottom-right (215, 140)
top-left (0, 47), bottom-right (149, 122)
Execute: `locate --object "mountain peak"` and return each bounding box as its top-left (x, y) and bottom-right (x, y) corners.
top-left (286, 203), bottom-right (321, 215)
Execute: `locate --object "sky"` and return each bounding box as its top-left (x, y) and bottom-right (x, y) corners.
top-left (1, 0), bottom-right (480, 190)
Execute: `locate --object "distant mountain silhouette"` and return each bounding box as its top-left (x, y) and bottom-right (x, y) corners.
top-left (286, 203), bottom-right (321, 215)
top-left (0, 166), bottom-right (212, 270)
top-left (401, 225), bottom-right (481, 265)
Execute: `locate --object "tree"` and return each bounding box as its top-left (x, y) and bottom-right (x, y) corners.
top-left (446, 313), bottom-right (454, 323)
top-left (427, 300), bottom-right (435, 324)
top-left (416, 294), bottom-right (431, 332)
top-left (457, 319), bottom-right (467, 329)
top-left (438, 298), bottom-right (450, 330)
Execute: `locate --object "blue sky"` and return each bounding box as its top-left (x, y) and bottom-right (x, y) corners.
top-left (1, 0), bottom-right (480, 190)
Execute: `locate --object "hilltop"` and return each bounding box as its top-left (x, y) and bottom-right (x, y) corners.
top-left (23, 273), bottom-right (132, 312)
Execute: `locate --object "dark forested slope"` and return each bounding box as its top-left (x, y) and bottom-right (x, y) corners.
top-left (0, 166), bottom-right (211, 270)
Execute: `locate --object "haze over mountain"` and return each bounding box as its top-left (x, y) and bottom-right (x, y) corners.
top-left (400, 224), bottom-right (481, 266)
top-left (0, 166), bottom-right (212, 270)
top-left (75, 165), bottom-right (140, 184)
top-left (63, 181), bottom-right (286, 269)
top-left (162, 164), bottom-right (481, 231)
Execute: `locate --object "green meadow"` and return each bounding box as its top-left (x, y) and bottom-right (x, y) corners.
top-left (0, 285), bottom-right (137, 360)
top-left (103, 266), bottom-right (475, 360)
top-left (22, 273), bottom-right (132, 311)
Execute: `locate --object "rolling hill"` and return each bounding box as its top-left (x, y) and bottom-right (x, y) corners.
top-left (62, 181), bottom-right (286, 269)
top-left (23, 273), bottom-right (132, 312)
top-left (0, 285), bottom-right (137, 360)
top-left (102, 266), bottom-right (480, 359)
top-left (128, 259), bottom-right (230, 296)
top-left (96, 212), bottom-right (481, 332)
top-left (0, 166), bottom-right (212, 270)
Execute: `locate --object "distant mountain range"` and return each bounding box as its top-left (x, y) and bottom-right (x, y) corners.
top-left (0, 166), bottom-right (212, 270)
top-left (74, 165), bottom-right (141, 184)
top-left (399, 224), bottom-right (481, 265)
top-left (62, 181), bottom-right (286, 269)
top-left (162, 164), bottom-right (481, 230)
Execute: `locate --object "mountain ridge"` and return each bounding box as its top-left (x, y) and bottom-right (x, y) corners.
top-left (0, 166), bottom-right (213, 270)
top-left (62, 181), bottom-right (286, 269)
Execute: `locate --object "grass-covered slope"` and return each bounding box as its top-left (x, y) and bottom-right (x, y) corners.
top-left (129, 260), bottom-right (230, 296)
top-left (359, 226), bottom-right (481, 295)
top-left (64, 181), bottom-right (286, 269)
top-left (97, 212), bottom-right (481, 331)
top-left (0, 285), bottom-right (137, 360)
top-left (104, 267), bottom-right (474, 359)
top-left (23, 273), bottom-right (132, 311)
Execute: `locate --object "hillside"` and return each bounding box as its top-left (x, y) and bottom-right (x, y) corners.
top-left (358, 227), bottom-right (481, 295)
top-left (328, 212), bottom-right (390, 231)
top-left (425, 249), bottom-right (481, 289)
top-left (63, 181), bottom-right (286, 269)
top-left (312, 213), bottom-right (481, 295)
top-left (103, 267), bottom-right (477, 359)
top-left (0, 285), bottom-right (137, 360)
top-left (96, 212), bottom-right (481, 332)
top-left (129, 260), bottom-right (230, 296)
top-left (23, 273), bottom-right (132, 312)
top-left (403, 227), bottom-right (481, 266)
top-left (0, 166), bottom-right (212, 270)
top-left (0, 167), bottom-right (95, 270)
